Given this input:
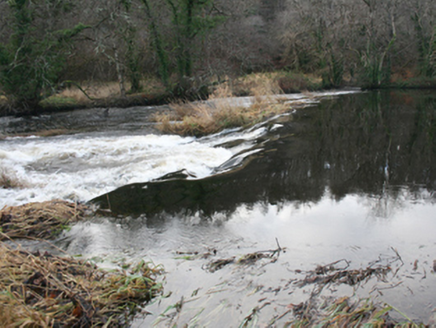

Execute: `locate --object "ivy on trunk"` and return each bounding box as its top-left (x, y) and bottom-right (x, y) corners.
top-left (0, 0), bottom-right (88, 113)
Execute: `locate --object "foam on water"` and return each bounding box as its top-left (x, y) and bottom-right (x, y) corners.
top-left (0, 90), bottom-right (361, 208)
top-left (0, 132), bottom-right (259, 207)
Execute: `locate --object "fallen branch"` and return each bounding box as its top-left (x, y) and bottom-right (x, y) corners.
top-left (204, 240), bottom-right (285, 273)
top-left (294, 250), bottom-right (403, 295)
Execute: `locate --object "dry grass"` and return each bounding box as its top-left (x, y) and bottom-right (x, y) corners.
top-left (285, 297), bottom-right (426, 327)
top-left (0, 200), bottom-right (92, 240)
top-left (232, 72), bottom-right (284, 97)
top-left (153, 76), bottom-right (292, 136)
top-left (0, 241), bottom-right (163, 327)
top-left (56, 78), bottom-right (167, 103)
top-left (8, 72), bottom-right (319, 114)
top-left (0, 168), bottom-right (28, 189)
top-left (57, 82), bottom-right (122, 103)
top-left (230, 72), bottom-right (322, 96)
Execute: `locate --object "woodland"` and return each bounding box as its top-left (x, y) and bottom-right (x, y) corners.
top-left (0, 0), bottom-right (435, 113)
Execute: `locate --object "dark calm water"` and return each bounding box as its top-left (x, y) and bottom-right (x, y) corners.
top-left (96, 91), bottom-right (434, 215)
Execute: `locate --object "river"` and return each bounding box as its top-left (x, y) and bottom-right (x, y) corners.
top-left (1, 90), bottom-right (436, 326)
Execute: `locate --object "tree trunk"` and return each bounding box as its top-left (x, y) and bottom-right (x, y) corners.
top-left (113, 47), bottom-right (126, 98)
top-left (142, 0), bottom-right (170, 88)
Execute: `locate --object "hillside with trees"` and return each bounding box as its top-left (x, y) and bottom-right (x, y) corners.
top-left (0, 0), bottom-right (435, 114)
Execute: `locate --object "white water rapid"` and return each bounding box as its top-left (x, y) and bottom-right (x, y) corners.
top-left (0, 90), bottom-right (358, 208)
top-left (0, 127), bottom-right (268, 208)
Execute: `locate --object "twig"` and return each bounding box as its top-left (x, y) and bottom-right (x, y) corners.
top-left (390, 247), bottom-right (404, 265)
top-left (370, 281), bottom-right (403, 294)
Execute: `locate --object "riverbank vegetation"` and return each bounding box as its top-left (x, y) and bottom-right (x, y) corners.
top-left (152, 73), bottom-right (316, 136)
top-left (0, 200), bottom-right (430, 326)
top-left (0, 241), bottom-right (163, 327)
top-left (0, 0), bottom-right (436, 115)
top-left (0, 200), bottom-right (91, 240)
top-left (0, 200), bottom-right (163, 327)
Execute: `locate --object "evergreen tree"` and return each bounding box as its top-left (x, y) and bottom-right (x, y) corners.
top-left (0, 0), bottom-right (88, 112)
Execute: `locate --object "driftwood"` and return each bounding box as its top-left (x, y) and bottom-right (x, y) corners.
top-left (203, 238), bottom-right (285, 273)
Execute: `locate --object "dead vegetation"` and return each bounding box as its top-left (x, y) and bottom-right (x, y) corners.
top-left (58, 82), bottom-right (122, 103)
top-left (276, 297), bottom-right (426, 328)
top-left (0, 200), bottom-right (163, 327)
top-left (203, 239), bottom-right (286, 273)
top-left (0, 168), bottom-right (28, 189)
top-left (0, 242), bottom-right (162, 327)
top-left (265, 251), bottom-right (419, 327)
top-left (0, 200), bottom-right (92, 240)
top-left (249, 251), bottom-right (423, 327)
top-left (291, 250), bottom-right (404, 298)
top-left (294, 258), bottom-right (393, 295)
top-left (232, 73), bottom-right (285, 96)
top-left (171, 244), bottom-right (424, 327)
top-left (152, 78), bottom-right (293, 136)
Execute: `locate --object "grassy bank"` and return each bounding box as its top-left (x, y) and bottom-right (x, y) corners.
top-left (2, 71), bottom-right (436, 136)
top-left (0, 79), bottom-right (172, 116)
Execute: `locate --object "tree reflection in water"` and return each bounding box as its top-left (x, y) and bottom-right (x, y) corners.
top-left (94, 90), bottom-right (436, 222)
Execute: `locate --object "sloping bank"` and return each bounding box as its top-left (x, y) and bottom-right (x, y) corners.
top-left (0, 200), bottom-right (163, 327)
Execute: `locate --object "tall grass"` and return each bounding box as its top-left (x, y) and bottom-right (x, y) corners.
top-left (153, 76), bottom-right (292, 136)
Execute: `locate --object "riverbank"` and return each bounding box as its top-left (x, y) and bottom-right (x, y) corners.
top-left (0, 72), bottom-right (324, 117)
top-left (0, 200), bottom-right (163, 327)
top-left (2, 70), bottom-right (435, 124)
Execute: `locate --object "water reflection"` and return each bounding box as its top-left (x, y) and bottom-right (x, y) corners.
top-left (93, 91), bottom-right (436, 220)
top-left (74, 188), bottom-right (436, 325)
top-left (84, 91), bottom-right (436, 325)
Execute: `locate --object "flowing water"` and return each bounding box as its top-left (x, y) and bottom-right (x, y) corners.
top-left (1, 90), bottom-right (436, 326)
